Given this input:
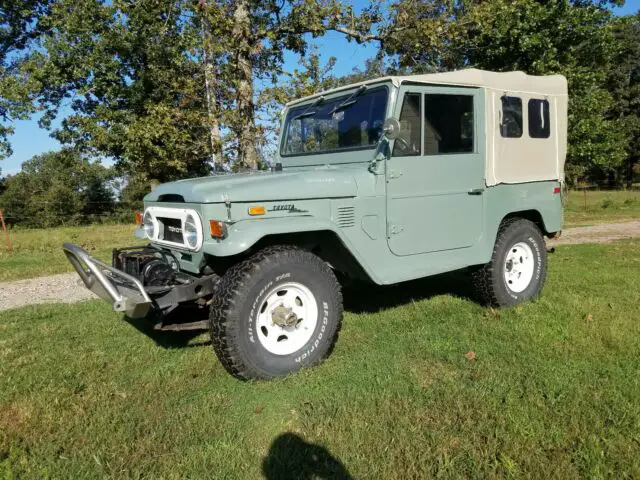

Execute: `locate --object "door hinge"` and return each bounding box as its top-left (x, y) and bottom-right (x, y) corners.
top-left (388, 169), bottom-right (403, 180)
top-left (388, 223), bottom-right (404, 235)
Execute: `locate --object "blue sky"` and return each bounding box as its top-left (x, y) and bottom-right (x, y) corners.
top-left (2, 0), bottom-right (638, 175)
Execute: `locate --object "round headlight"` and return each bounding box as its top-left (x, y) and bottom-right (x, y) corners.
top-left (143, 211), bottom-right (155, 240)
top-left (184, 214), bottom-right (198, 249)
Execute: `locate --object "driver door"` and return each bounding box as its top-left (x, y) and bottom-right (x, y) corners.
top-left (386, 85), bottom-right (485, 256)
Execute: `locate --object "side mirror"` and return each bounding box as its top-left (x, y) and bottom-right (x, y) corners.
top-left (382, 118), bottom-right (401, 140)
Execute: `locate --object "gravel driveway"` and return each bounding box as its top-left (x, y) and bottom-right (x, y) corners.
top-left (0, 273), bottom-right (95, 312)
top-left (546, 220), bottom-right (640, 246)
top-left (1, 220), bottom-right (638, 312)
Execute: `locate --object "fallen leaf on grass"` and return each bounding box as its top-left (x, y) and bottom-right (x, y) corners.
top-left (254, 406), bottom-right (264, 414)
top-left (464, 351), bottom-right (476, 361)
top-left (484, 308), bottom-right (500, 320)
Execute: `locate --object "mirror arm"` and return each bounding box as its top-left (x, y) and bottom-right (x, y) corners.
top-left (368, 138), bottom-right (390, 174)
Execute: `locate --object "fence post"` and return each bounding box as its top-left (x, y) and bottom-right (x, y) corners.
top-left (0, 209), bottom-right (12, 252)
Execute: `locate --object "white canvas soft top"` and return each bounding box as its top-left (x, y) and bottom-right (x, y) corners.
top-left (286, 68), bottom-right (567, 106)
top-left (285, 68), bottom-right (568, 187)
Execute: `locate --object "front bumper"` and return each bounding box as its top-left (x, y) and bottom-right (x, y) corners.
top-left (63, 243), bottom-right (153, 318)
top-left (63, 243), bottom-right (217, 320)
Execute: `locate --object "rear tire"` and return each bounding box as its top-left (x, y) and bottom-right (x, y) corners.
top-left (209, 246), bottom-right (343, 380)
top-left (471, 218), bottom-right (547, 307)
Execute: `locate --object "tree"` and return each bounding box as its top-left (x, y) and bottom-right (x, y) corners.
top-left (197, 0), bottom-right (390, 169)
top-left (383, 0), bottom-right (627, 184)
top-left (7, 0), bottom-right (388, 179)
top-left (13, 0), bottom-right (213, 188)
top-left (0, 149), bottom-right (115, 227)
top-left (0, 0), bottom-right (53, 159)
top-left (608, 13), bottom-right (640, 187)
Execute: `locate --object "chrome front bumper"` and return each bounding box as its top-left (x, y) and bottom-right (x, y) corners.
top-left (63, 243), bottom-right (153, 318)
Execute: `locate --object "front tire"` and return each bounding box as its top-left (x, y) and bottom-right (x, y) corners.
top-left (210, 246), bottom-right (343, 380)
top-left (471, 219), bottom-right (547, 307)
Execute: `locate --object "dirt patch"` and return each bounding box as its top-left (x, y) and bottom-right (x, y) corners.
top-left (0, 402), bottom-right (32, 436)
top-left (547, 220), bottom-right (640, 246)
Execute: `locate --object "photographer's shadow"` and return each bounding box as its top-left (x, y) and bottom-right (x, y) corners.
top-left (262, 433), bottom-right (352, 480)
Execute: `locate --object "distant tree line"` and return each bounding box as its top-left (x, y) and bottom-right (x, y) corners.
top-left (0, 1), bottom-right (638, 226)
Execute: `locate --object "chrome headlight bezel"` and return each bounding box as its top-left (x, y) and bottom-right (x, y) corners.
top-left (183, 213), bottom-right (199, 249)
top-left (141, 207), bottom-right (204, 251)
top-left (143, 210), bottom-right (155, 240)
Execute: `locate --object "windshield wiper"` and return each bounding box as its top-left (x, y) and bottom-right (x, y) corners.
top-left (292, 95), bottom-right (325, 121)
top-left (329, 84), bottom-right (367, 115)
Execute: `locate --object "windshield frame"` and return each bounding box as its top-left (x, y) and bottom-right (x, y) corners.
top-left (279, 84), bottom-right (390, 159)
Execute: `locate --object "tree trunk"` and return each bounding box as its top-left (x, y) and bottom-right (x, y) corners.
top-left (200, 4), bottom-right (222, 169)
top-left (232, 0), bottom-right (258, 170)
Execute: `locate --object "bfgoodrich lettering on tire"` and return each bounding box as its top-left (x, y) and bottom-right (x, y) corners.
top-left (471, 218), bottom-right (547, 307)
top-left (209, 246), bottom-right (343, 380)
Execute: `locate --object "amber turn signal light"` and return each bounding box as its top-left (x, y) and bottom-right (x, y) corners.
top-left (248, 205), bottom-right (265, 216)
top-left (134, 211), bottom-right (144, 225)
top-left (209, 220), bottom-right (227, 239)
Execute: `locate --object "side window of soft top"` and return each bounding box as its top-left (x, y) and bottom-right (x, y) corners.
top-left (528, 99), bottom-right (551, 138)
top-left (500, 96), bottom-right (523, 138)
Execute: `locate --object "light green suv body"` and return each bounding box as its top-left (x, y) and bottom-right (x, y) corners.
top-left (144, 71), bottom-right (565, 286)
top-left (65, 68), bottom-right (567, 379)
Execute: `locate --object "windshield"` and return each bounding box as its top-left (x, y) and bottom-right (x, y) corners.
top-left (281, 87), bottom-right (388, 157)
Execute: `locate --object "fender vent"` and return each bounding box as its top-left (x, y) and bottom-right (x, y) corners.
top-left (336, 206), bottom-right (356, 228)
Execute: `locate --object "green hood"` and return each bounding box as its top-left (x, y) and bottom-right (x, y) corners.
top-left (144, 167), bottom-right (358, 204)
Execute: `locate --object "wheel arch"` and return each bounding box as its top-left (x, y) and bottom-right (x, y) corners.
top-left (501, 209), bottom-right (555, 237)
top-left (253, 230), bottom-right (373, 283)
top-left (204, 226), bottom-right (374, 283)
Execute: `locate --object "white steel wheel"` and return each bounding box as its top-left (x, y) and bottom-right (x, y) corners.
top-left (503, 241), bottom-right (535, 293)
top-left (256, 282), bottom-right (319, 356)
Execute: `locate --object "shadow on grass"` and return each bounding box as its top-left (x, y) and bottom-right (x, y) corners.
top-left (123, 304), bottom-right (211, 349)
top-left (343, 269), bottom-right (476, 314)
top-left (262, 433), bottom-right (352, 480)
top-left (123, 269), bottom-right (476, 348)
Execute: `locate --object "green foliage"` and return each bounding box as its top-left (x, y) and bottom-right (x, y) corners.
top-left (0, 1), bottom-right (53, 159)
top-left (1, 0), bottom-right (638, 188)
top-left (607, 14), bottom-right (640, 186)
top-left (383, 0), bottom-right (628, 184)
top-left (18, 0), bottom-right (214, 183)
top-left (0, 149), bottom-right (115, 227)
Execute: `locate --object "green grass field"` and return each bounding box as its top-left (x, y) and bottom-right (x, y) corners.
top-left (0, 224), bottom-right (140, 282)
top-left (564, 189), bottom-right (640, 226)
top-left (1, 240), bottom-right (639, 478)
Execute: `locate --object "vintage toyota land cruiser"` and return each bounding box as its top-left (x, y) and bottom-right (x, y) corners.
top-left (64, 68), bottom-right (567, 380)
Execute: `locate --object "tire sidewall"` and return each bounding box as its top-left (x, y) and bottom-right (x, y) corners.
top-left (493, 223), bottom-right (546, 305)
top-left (235, 259), bottom-right (339, 376)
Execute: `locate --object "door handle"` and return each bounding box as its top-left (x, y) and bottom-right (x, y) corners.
top-left (468, 188), bottom-right (484, 195)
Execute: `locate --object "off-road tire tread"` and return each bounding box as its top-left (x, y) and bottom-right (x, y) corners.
top-left (210, 245), bottom-right (343, 380)
top-left (471, 218), bottom-right (546, 306)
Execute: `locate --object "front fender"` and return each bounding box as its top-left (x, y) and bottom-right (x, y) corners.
top-left (201, 216), bottom-right (380, 282)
